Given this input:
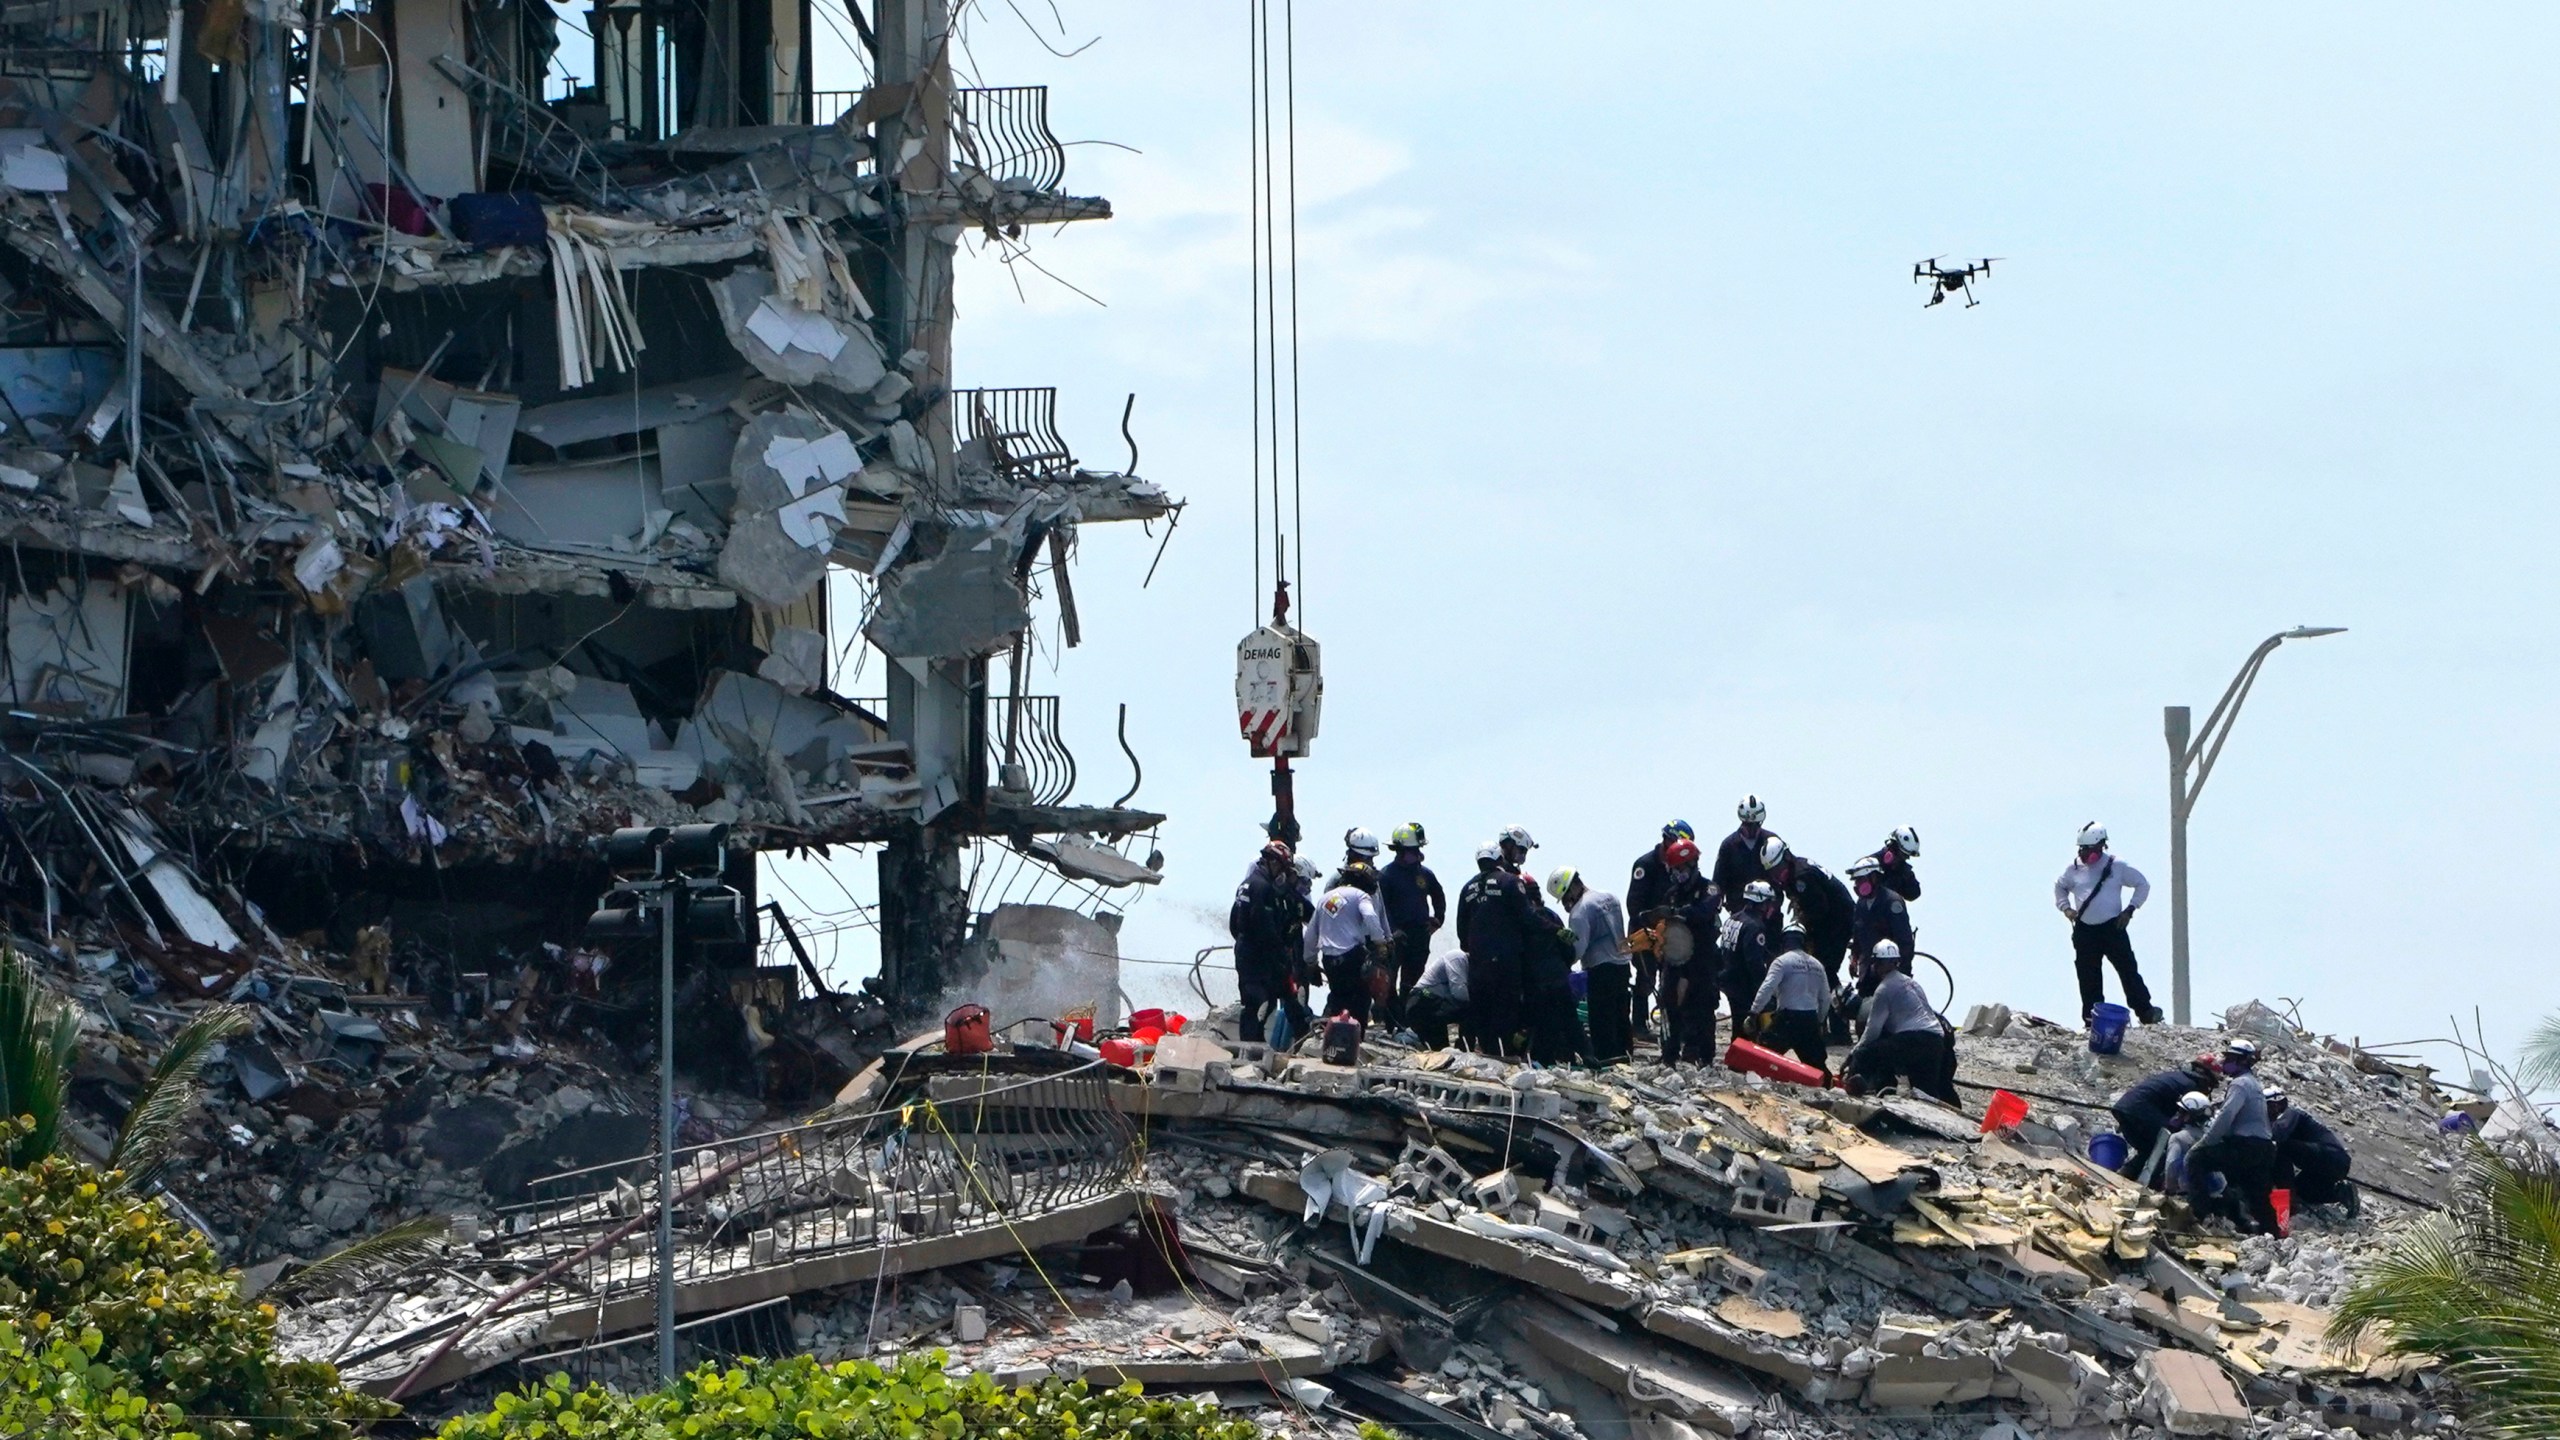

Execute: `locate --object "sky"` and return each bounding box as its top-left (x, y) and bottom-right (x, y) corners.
top-left (778, 3), bottom-right (2560, 1077)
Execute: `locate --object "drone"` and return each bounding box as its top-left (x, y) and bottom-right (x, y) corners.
top-left (1915, 256), bottom-right (1999, 308)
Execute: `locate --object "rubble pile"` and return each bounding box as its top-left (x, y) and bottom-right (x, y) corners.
top-left (245, 994), bottom-right (2489, 1438)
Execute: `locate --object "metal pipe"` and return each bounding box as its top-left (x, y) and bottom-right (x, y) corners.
top-left (658, 878), bottom-right (676, 1380)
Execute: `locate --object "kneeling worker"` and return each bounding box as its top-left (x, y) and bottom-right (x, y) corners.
top-left (1402, 950), bottom-right (1468, 1051)
top-left (1746, 927), bottom-right (1832, 1073)
top-left (2188, 1040), bottom-right (2281, 1234)
top-left (1841, 942), bottom-right (1959, 1104)
top-left (2108, 1053), bottom-right (2225, 1179)
top-left (2270, 1088), bottom-right (2358, 1216)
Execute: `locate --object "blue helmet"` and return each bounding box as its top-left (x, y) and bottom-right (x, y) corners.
top-left (1662, 820), bottom-right (1695, 843)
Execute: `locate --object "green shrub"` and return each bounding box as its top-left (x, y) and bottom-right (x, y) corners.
top-left (441, 1353), bottom-right (1275, 1440)
top-left (0, 1139), bottom-right (393, 1440)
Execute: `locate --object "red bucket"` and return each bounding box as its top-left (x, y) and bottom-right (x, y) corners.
top-left (2270, 1188), bottom-right (2292, 1236)
top-left (943, 1003), bottom-right (993, 1056)
top-left (1979, 1089), bottom-right (2030, 1134)
top-left (1130, 1007), bottom-right (1166, 1034)
top-left (1099, 1037), bottom-right (1140, 1068)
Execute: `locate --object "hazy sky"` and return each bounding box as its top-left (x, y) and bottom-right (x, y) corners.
top-left (790, 4), bottom-right (2560, 1075)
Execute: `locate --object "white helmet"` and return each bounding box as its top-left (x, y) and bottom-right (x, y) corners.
top-left (1292, 856), bottom-right (1322, 882)
top-left (2222, 1039), bottom-right (2259, 1064)
top-left (1475, 842), bottom-right (1501, 863)
top-left (2178, 1091), bottom-right (2212, 1116)
top-left (1344, 827), bottom-right (1382, 858)
top-left (1742, 879), bottom-right (1775, 905)
top-left (1499, 824), bottom-right (1538, 851)
top-left (1846, 855), bottom-right (1884, 879)
top-left (1736, 795), bottom-right (1767, 824)
top-left (1757, 834), bottom-right (1789, 870)
top-left (1545, 867), bottom-right (1580, 902)
top-left (2077, 822), bottom-right (2108, 849)
top-left (1870, 940), bottom-right (1902, 963)
top-left (1890, 826), bottom-right (1920, 857)
top-left (2263, 1086), bottom-right (2289, 1106)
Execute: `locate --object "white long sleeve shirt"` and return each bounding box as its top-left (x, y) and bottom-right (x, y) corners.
top-left (1415, 951), bottom-right (1470, 1003)
top-left (2054, 855), bottom-right (2150, 925)
top-left (1568, 891), bottom-right (1630, 969)
top-left (1302, 886), bottom-right (1389, 962)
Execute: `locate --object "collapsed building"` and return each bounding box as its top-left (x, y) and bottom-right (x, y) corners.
top-left (262, 995), bottom-right (2507, 1438)
top-left (0, 0), bottom-right (1175, 1125)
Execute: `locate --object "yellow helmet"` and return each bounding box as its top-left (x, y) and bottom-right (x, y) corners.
top-left (1390, 822), bottom-right (1426, 851)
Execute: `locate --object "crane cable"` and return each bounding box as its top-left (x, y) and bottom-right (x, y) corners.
top-left (1246, 0), bottom-right (1304, 628)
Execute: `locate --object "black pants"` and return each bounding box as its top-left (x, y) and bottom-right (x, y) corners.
top-left (1466, 954), bottom-right (1520, 1055)
top-left (2191, 1135), bottom-right (2281, 1234)
top-left (1757, 1009), bottom-right (1827, 1073)
top-left (2072, 917), bottom-right (2155, 1018)
top-left (1386, 929), bottom-right (1431, 1024)
top-left (2112, 1106), bottom-right (2171, 1180)
top-left (1238, 961), bottom-right (1289, 1045)
top-left (1661, 967), bottom-right (1719, 1065)
top-left (1722, 958), bottom-right (1769, 1043)
top-left (1630, 955), bottom-right (1657, 1038)
top-left (1524, 984), bottom-right (1588, 1065)
top-left (1846, 1029), bottom-right (1959, 1104)
top-left (1404, 990), bottom-right (1461, 1050)
top-left (1585, 963), bottom-right (1631, 1062)
top-left (1321, 951), bottom-right (1373, 1027)
top-left (2277, 1142), bottom-right (2353, 1206)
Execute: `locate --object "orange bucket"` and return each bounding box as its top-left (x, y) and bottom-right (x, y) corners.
top-left (943, 1003), bottom-right (993, 1056)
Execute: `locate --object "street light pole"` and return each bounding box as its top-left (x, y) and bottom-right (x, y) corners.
top-left (2163, 626), bottom-right (2346, 1024)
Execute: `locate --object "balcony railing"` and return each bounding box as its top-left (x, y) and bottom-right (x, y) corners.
top-left (952, 85), bottom-right (1066, 193)
top-left (953, 386), bottom-right (1074, 482)
top-left (990, 694), bottom-right (1075, 807)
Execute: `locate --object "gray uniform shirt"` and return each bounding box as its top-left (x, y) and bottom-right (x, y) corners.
top-left (1750, 949), bottom-right (1831, 1014)
top-left (1569, 890), bottom-right (1630, 968)
top-left (1859, 971), bottom-right (1940, 1048)
top-left (2198, 1070), bottom-right (2271, 1145)
top-left (1415, 951), bottom-right (1470, 1004)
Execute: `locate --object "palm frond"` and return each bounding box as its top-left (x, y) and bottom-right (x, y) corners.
top-left (2335, 1143), bottom-right (2560, 1433)
top-left (2520, 1011), bottom-right (2560, 1095)
top-left (0, 945), bottom-right (77, 1167)
top-left (266, 1214), bottom-right (452, 1299)
top-left (106, 1003), bottom-right (251, 1193)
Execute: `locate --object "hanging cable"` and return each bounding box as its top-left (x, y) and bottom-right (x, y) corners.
top-left (1283, 0), bottom-right (1305, 623)
top-left (1258, 0), bottom-right (1286, 609)
top-left (1245, 2), bottom-right (1263, 624)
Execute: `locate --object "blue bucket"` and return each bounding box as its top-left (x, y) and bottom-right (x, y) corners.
top-left (2088, 1132), bottom-right (2130, 1171)
top-left (2088, 1002), bottom-right (2131, 1056)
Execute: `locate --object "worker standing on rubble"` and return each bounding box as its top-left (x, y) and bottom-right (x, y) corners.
top-left (1846, 855), bottom-right (1915, 1003)
top-left (1303, 860), bottom-right (1391, 1029)
top-left (2053, 823), bottom-right (2164, 1026)
top-left (1867, 827), bottom-right (1923, 901)
top-left (1770, 845), bottom-right (1855, 1042)
top-left (1332, 826), bottom-right (1384, 888)
top-left (1458, 841), bottom-right (1537, 1054)
top-left (1378, 823), bottom-right (1447, 1027)
top-left (1746, 927), bottom-right (1833, 1073)
top-left (1229, 840), bottom-right (1306, 1044)
top-left (1841, 941), bottom-right (1960, 1104)
top-left (1713, 796), bottom-right (1773, 906)
top-left (2107, 1054), bottom-right (2224, 1179)
top-left (1625, 820), bottom-right (1695, 1041)
top-left (1551, 867), bottom-right (1630, 1062)
top-left (1721, 878), bottom-right (1783, 1040)
top-left (2269, 1089), bottom-right (2359, 1216)
top-left (1520, 871), bottom-right (1590, 1065)
top-left (1639, 838), bottom-right (1724, 1065)
top-left (2188, 1040), bottom-right (2283, 1234)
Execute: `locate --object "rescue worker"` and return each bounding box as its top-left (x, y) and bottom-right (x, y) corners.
top-left (1841, 941), bottom-right (1959, 1104)
top-left (2160, 1091), bottom-right (2214, 1196)
top-left (1403, 950), bottom-right (1469, 1050)
top-left (1228, 840), bottom-right (1306, 1044)
top-left (2188, 1040), bottom-right (2281, 1234)
top-left (1638, 838), bottom-right (1723, 1065)
top-left (1457, 842), bottom-right (1539, 1054)
top-left (1302, 860), bottom-right (1390, 1028)
top-left (1624, 820), bottom-right (1696, 1041)
top-left (1721, 879), bottom-right (1783, 1039)
top-left (1745, 927), bottom-right (1832, 1073)
top-left (1553, 867), bottom-right (1631, 1062)
top-left (1378, 823), bottom-right (1447, 1024)
top-left (1867, 826), bottom-right (1923, 902)
top-left (1712, 795), bottom-right (1772, 906)
top-left (2108, 1054), bottom-right (2225, 1179)
top-left (2053, 823), bottom-right (2163, 1025)
top-left (1520, 870), bottom-right (1590, 1065)
top-left (2269, 1089), bottom-right (2358, 1216)
top-left (1847, 855), bottom-right (1915, 1000)
top-left (1496, 824), bottom-right (1538, 875)
top-left (1768, 841), bottom-right (1854, 991)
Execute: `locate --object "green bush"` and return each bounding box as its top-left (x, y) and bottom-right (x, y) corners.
top-left (441, 1353), bottom-right (1276, 1440)
top-left (0, 1139), bottom-right (393, 1440)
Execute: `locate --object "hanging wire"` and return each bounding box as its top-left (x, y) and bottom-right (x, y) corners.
top-left (1283, 0), bottom-right (1304, 622)
top-left (1258, 0), bottom-right (1285, 604)
top-left (1245, 1), bottom-right (1263, 625)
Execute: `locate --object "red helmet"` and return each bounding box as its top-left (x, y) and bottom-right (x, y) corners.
top-left (1664, 838), bottom-right (1701, 869)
